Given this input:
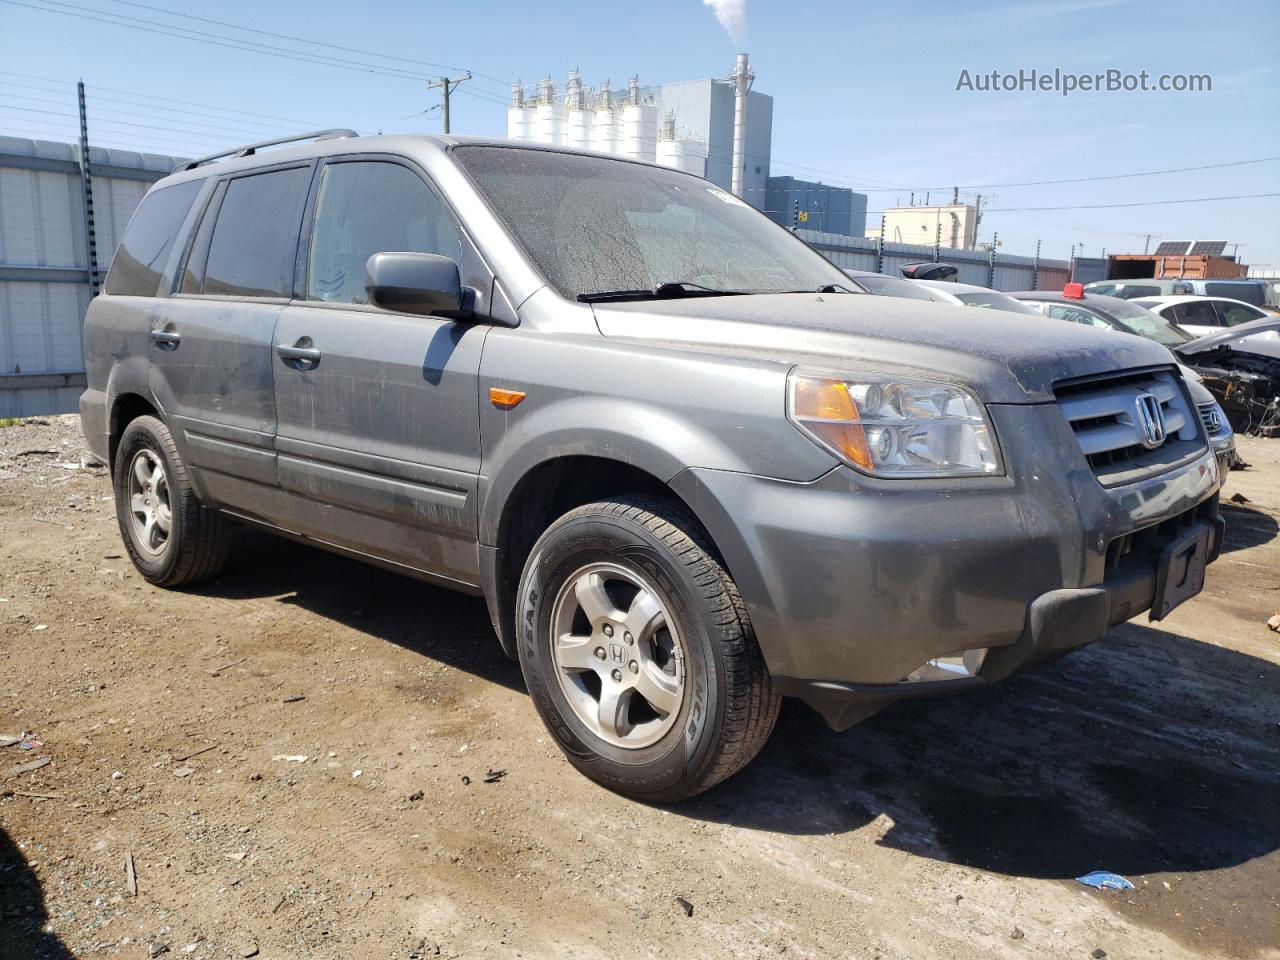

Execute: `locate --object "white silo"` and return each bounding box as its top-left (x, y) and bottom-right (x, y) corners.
top-left (590, 79), bottom-right (617, 155)
top-left (533, 76), bottom-right (564, 145)
top-left (619, 75), bottom-right (656, 162)
top-left (506, 82), bottom-right (530, 141)
top-left (565, 69), bottom-right (592, 150)
top-left (657, 114), bottom-right (708, 177)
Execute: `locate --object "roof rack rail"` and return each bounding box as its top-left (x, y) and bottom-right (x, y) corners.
top-left (176, 128), bottom-right (359, 172)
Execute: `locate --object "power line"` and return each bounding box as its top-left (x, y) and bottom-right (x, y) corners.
top-left (985, 193), bottom-right (1280, 212)
top-left (0, 91), bottom-right (289, 140)
top-left (97, 0), bottom-right (513, 90)
top-left (772, 155), bottom-right (1280, 193)
top-left (1, 0), bottom-right (491, 88)
top-left (5, 0), bottom-right (443, 81)
top-left (0, 70), bottom-right (335, 128)
top-left (0, 102), bottom-right (265, 143)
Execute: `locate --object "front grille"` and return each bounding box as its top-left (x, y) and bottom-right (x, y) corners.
top-left (1056, 368), bottom-right (1206, 487)
top-left (1197, 400), bottom-right (1224, 437)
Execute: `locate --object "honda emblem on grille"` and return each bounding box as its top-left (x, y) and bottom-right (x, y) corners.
top-left (1134, 393), bottom-right (1166, 448)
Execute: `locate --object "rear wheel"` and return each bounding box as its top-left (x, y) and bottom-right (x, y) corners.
top-left (113, 415), bottom-right (231, 587)
top-left (516, 496), bottom-right (780, 802)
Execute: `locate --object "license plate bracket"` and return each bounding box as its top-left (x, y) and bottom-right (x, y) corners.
top-left (1150, 522), bottom-right (1211, 621)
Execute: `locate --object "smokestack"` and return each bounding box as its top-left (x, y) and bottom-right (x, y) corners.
top-left (730, 53), bottom-right (752, 198)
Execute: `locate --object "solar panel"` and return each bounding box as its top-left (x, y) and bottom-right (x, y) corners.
top-left (1152, 241), bottom-right (1228, 256)
top-left (1190, 241), bottom-right (1227, 256)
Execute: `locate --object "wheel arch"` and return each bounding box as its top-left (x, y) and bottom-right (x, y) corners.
top-left (480, 454), bottom-right (727, 660)
top-left (108, 392), bottom-right (162, 470)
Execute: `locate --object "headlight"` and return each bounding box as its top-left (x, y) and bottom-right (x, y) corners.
top-left (787, 369), bottom-right (1003, 478)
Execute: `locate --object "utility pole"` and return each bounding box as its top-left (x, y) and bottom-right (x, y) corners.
top-left (76, 80), bottom-right (100, 299)
top-left (987, 232), bottom-right (998, 288)
top-left (876, 215), bottom-right (886, 274)
top-left (427, 72), bottom-right (471, 134)
top-left (1032, 238), bottom-right (1041, 291)
top-left (933, 217), bottom-right (941, 264)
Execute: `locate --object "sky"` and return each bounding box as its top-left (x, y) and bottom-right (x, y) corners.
top-left (1, 0), bottom-right (1277, 266)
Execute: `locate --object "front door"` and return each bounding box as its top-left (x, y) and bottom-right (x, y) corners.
top-left (153, 163), bottom-right (313, 514)
top-left (271, 157), bottom-right (487, 586)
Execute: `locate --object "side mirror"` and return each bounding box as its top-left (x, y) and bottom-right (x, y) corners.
top-left (365, 252), bottom-right (467, 317)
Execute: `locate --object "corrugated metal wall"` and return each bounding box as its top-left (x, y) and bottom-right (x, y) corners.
top-left (0, 136), bottom-right (181, 417)
top-left (798, 229), bottom-right (1070, 292)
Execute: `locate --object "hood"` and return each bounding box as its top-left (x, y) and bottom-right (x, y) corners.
top-left (1174, 315), bottom-right (1280, 360)
top-left (592, 292), bottom-right (1177, 404)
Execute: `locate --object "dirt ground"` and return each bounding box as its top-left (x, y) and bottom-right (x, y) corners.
top-left (1, 415), bottom-right (1277, 960)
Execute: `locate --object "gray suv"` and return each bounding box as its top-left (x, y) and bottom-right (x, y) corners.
top-left (81, 131), bottom-right (1224, 801)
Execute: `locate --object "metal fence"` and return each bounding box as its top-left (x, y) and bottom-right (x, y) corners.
top-left (797, 229), bottom-right (1070, 293)
top-left (0, 136), bottom-right (181, 417)
top-left (0, 135), bottom-right (1071, 418)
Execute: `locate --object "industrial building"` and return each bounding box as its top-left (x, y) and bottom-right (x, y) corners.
top-left (868, 203), bottom-right (980, 250)
top-left (765, 176), bottom-right (867, 237)
top-left (505, 55), bottom-right (869, 237)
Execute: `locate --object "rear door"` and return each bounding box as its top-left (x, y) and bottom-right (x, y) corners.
top-left (153, 162), bottom-right (313, 514)
top-left (270, 156), bottom-right (488, 586)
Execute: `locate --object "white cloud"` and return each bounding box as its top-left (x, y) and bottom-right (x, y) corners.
top-left (702, 0), bottom-right (746, 44)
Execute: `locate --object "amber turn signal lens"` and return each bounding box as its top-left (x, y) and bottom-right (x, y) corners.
top-left (792, 377), bottom-right (856, 421)
top-left (489, 387), bottom-right (526, 410)
top-left (790, 378), bottom-right (873, 470)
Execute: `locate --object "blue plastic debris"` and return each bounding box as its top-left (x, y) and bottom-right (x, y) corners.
top-left (1076, 871), bottom-right (1135, 891)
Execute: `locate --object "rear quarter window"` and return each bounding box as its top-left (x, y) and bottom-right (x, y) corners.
top-left (103, 180), bottom-right (202, 297)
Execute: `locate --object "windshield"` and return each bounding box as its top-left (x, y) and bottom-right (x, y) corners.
top-left (954, 291), bottom-right (1040, 314)
top-left (853, 274), bottom-right (943, 300)
top-left (453, 146), bottom-right (851, 299)
top-left (1097, 297), bottom-right (1194, 346)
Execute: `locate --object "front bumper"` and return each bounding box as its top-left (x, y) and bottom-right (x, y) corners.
top-left (671, 403), bottom-right (1222, 729)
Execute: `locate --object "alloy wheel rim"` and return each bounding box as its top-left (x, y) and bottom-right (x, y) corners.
top-left (549, 561), bottom-right (686, 750)
top-left (127, 449), bottom-right (172, 556)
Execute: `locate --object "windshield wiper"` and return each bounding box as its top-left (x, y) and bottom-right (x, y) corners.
top-left (576, 281), bottom-right (749, 303)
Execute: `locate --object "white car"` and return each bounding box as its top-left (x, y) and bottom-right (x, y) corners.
top-left (905, 279), bottom-right (1041, 315)
top-left (1132, 295), bottom-right (1280, 360)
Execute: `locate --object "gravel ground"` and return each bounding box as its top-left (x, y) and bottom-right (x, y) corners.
top-left (1, 415), bottom-right (1277, 960)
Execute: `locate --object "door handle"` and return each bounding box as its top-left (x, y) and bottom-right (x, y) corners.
top-left (277, 340), bottom-right (321, 366)
top-left (149, 328), bottom-right (181, 348)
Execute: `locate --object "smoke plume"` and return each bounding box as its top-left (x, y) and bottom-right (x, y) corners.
top-left (702, 0), bottom-right (745, 44)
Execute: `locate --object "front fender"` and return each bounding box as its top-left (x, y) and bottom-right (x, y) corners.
top-left (474, 325), bottom-right (838, 545)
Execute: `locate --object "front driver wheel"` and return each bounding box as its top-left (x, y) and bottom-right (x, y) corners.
top-left (516, 496), bottom-right (780, 802)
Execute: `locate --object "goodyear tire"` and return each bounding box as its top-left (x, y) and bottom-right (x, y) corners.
top-left (516, 495), bottom-right (780, 802)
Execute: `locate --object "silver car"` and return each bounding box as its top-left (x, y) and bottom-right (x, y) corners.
top-left (81, 132), bottom-right (1224, 800)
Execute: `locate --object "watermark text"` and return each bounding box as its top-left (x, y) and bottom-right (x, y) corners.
top-left (956, 68), bottom-right (1211, 96)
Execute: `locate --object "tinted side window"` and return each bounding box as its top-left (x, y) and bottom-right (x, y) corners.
top-left (1171, 301), bottom-right (1220, 326)
top-left (104, 180), bottom-right (202, 297)
top-left (1218, 301), bottom-right (1265, 327)
top-left (307, 161), bottom-right (460, 304)
top-left (180, 181), bottom-right (226, 294)
top-left (1206, 283), bottom-right (1263, 306)
top-left (202, 167), bottom-right (311, 298)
